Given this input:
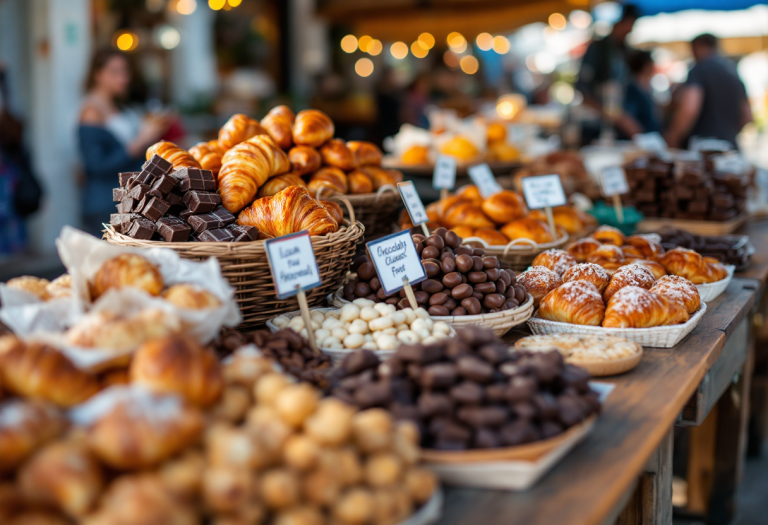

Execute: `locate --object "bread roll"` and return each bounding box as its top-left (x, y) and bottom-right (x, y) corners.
top-left (292, 109), bottom-right (334, 148)
top-left (500, 218), bottom-right (554, 244)
top-left (480, 190), bottom-right (527, 224)
top-left (347, 141), bottom-right (383, 167)
top-left (517, 266), bottom-right (562, 307)
top-left (91, 253), bottom-right (163, 300)
top-left (288, 146), bottom-right (322, 176)
top-left (257, 172), bottom-right (308, 198)
top-left (319, 138), bottom-right (357, 171)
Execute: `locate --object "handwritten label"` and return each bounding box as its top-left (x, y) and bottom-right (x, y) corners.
top-left (264, 231), bottom-right (322, 300)
top-left (521, 174), bottom-right (567, 209)
top-left (633, 132), bottom-right (667, 153)
top-left (432, 155), bottom-right (457, 190)
top-left (397, 181), bottom-right (429, 226)
top-left (601, 167), bottom-right (629, 197)
top-left (467, 163), bottom-right (502, 198)
top-left (366, 230), bottom-right (426, 296)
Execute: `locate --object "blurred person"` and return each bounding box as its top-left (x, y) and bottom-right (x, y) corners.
top-left (666, 34), bottom-right (752, 149)
top-left (576, 4), bottom-right (642, 137)
top-left (401, 73), bottom-right (431, 129)
top-left (623, 50), bottom-right (661, 136)
top-left (78, 49), bottom-right (168, 235)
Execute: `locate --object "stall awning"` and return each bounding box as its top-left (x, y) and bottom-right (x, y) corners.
top-left (632, 0), bottom-right (766, 16)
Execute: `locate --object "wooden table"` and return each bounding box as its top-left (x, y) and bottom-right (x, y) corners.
top-left (440, 278), bottom-right (757, 525)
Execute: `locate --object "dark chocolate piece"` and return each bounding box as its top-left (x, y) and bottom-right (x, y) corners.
top-left (117, 196), bottom-right (136, 214)
top-left (142, 154), bottom-right (173, 177)
top-left (157, 216), bottom-right (191, 242)
top-left (173, 167), bottom-right (216, 191)
top-left (141, 196), bottom-right (171, 222)
top-left (712, 194), bottom-right (734, 208)
top-left (197, 228), bottom-right (235, 242)
top-left (166, 192), bottom-right (183, 206)
top-left (118, 172), bottom-right (138, 188)
top-left (183, 190), bottom-right (222, 213)
top-left (112, 188), bottom-right (127, 202)
top-left (227, 224), bottom-right (259, 242)
top-left (110, 213), bottom-right (135, 234)
top-left (126, 217), bottom-right (156, 240)
top-left (179, 209), bottom-right (195, 222)
top-left (150, 174), bottom-right (177, 196)
top-left (133, 170), bottom-right (156, 187)
top-left (211, 206), bottom-right (236, 226)
top-left (133, 196), bottom-right (148, 213)
top-left (128, 183), bottom-right (150, 201)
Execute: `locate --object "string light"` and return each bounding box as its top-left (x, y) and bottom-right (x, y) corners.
top-left (549, 12), bottom-right (567, 30)
top-left (447, 32), bottom-right (467, 53)
top-left (443, 50), bottom-right (459, 68)
top-left (367, 39), bottom-right (382, 56)
top-left (158, 26), bottom-right (181, 49)
top-left (493, 35), bottom-right (510, 54)
top-left (411, 41), bottom-right (428, 58)
top-left (228, 0), bottom-right (242, 6)
top-left (476, 33), bottom-right (493, 51)
top-left (570, 10), bottom-right (592, 29)
top-left (340, 35), bottom-right (358, 53)
top-left (176, 0), bottom-right (197, 15)
top-left (355, 58), bottom-right (374, 77)
top-left (358, 35), bottom-right (373, 53)
top-left (390, 42), bottom-right (408, 60)
top-left (418, 32), bottom-right (435, 49)
top-left (459, 55), bottom-right (479, 74)
top-left (209, 0), bottom-right (225, 9)
top-left (114, 31), bottom-right (139, 52)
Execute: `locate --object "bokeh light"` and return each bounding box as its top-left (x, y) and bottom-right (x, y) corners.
top-left (228, 0), bottom-right (242, 6)
top-left (114, 31), bottom-right (139, 52)
top-left (459, 55), bottom-right (479, 74)
top-left (447, 32), bottom-right (467, 53)
top-left (355, 58), bottom-right (374, 77)
top-left (358, 35), bottom-right (373, 53)
top-left (493, 35), bottom-right (510, 54)
top-left (476, 33), bottom-right (493, 51)
top-left (367, 39), bottom-right (382, 56)
top-left (158, 26), bottom-right (181, 49)
top-left (549, 12), bottom-right (567, 30)
top-left (176, 0), bottom-right (197, 15)
top-left (341, 35), bottom-right (358, 53)
top-left (390, 41), bottom-right (408, 59)
top-left (443, 50), bottom-right (459, 68)
top-left (550, 81), bottom-right (575, 104)
top-left (411, 41), bottom-right (428, 58)
top-left (418, 32), bottom-right (435, 49)
top-left (208, 0), bottom-right (225, 10)
top-left (570, 10), bottom-right (592, 29)
top-left (496, 94), bottom-right (526, 120)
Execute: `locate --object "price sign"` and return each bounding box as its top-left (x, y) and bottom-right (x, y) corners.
top-left (366, 230), bottom-right (426, 297)
top-left (467, 163), bottom-right (502, 198)
top-left (264, 232), bottom-right (322, 300)
top-left (521, 174), bottom-right (567, 209)
top-left (397, 181), bottom-right (429, 226)
top-left (432, 155), bottom-right (457, 190)
top-left (601, 167), bottom-right (629, 197)
top-left (633, 132), bottom-right (667, 153)
top-left (691, 137), bottom-right (732, 153)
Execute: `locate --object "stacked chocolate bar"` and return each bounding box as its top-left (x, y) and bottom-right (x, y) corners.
top-left (110, 154), bottom-right (259, 242)
top-left (623, 155), bottom-right (748, 221)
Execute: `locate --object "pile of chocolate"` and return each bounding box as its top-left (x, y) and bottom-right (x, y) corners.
top-left (623, 155), bottom-right (748, 221)
top-left (110, 154), bottom-right (258, 242)
top-left (659, 228), bottom-right (752, 270)
top-left (344, 228), bottom-right (527, 316)
top-left (326, 326), bottom-right (601, 450)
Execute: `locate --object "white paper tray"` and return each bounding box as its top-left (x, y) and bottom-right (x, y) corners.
top-left (696, 265), bottom-right (734, 302)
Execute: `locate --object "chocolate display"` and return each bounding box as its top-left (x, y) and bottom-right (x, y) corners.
top-left (174, 167), bottom-right (216, 192)
top-left (197, 228), bottom-right (235, 242)
top-left (659, 228), bottom-right (753, 270)
top-left (140, 196), bottom-right (170, 222)
top-left (183, 190), bottom-right (221, 213)
top-left (227, 224), bottom-right (259, 241)
top-left (126, 217), bottom-right (155, 240)
top-left (325, 326), bottom-right (601, 449)
top-left (156, 216), bottom-right (191, 242)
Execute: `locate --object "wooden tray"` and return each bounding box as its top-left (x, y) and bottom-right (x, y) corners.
top-left (382, 157), bottom-right (522, 178)
top-left (636, 214), bottom-right (747, 235)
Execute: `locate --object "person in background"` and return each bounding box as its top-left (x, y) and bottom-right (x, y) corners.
top-left (401, 73), bottom-right (431, 129)
top-left (78, 49), bottom-right (168, 235)
top-left (576, 4), bottom-right (642, 138)
top-left (623, 50), bottom-right (661, 136)
top-left (665, 34), bottom-right (752, 149)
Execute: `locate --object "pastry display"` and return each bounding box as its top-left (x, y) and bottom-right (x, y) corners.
top-left (517, 266), bottom-right (562, 307)
top-left (514, 334), bottom-right (642, 376)
top-left (340, 228), bottom-right (527, 316)
top-left (602, 286), bottom-right (689, 328)
top-left (4, 275), bottom-right (72, 301)
top-left (561, 263), bottom-right (610, 294)
top-left (658, 247), bottom-right (729, 284)
top-left (326, 326), bottom-right (602, 449)
top-left (658, 228), bottom-right (752, 270)
top-left (538, 281), bottom-right (606, 326)
top-left (90, 253), bottom-right (164, 300)
top-left (649, 275), bottom-right (701, 315)
top-left (531, 249), bottom-right (576, 277)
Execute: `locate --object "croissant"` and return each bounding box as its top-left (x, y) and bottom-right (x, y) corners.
top-left (288, 146), bottom-right (322, 175)
top-left (449, 226), bottom-right (476, 240)
top-left (531, 249), bottom-right (576, 277)
top-left (591, 225), bottom-right (626, 246)
top-left (6, 276), bottom-right (51, 301)
top-left (529, 206), bottom-right (592, 235)
top-left (0, 336), bottom-right (100, 408)
top-left (319, 200), bottom-right (344, 225)
top-left (603, 286), bottom-right (689, 328)
top-left (146, 141), bottom-right (201, 170)
top-left (0, 399), bottom-right (66, 474)
top-left (500, 218), bottom-right (554, 244)
top-left (188, 140), bottom-right (224, 177)
top-left (659, 247), bottom-right (728, 284)
top-left (66, 309), bottom-right (181, 354)
top-left (307, 167), bottom-right (348, 196)
top-left (602, 263), bottom-right (656, 302)
top-left (91, 253), bottom-right (164, 300)
top-left (357, 165), bottom-right (402, 190)
top-left (517, 266), bottom-right (562, 307)
top-left (567, 238), bottom-right (602, 262)
top-left (260, 105), bottom-right (295, 150)
top-left (456, 185), bottom-right (484, 205)
top-left (218, 113), bottom-right (267, 151)
top-left (257, 173), bottom-right (307, 198)
top-left (218, 134), bottom-right (291, 213)
top-left (319, 138), bottom-right (358, 171)
top-left (444, 202), bottom-right (495, 229)
top-left (650, 275), bottom-right (701, 314)
top-left (347, 170), bottom-right (374, 194)
top-left (292, 109), bottom-right (334, 148)
top-left (630, 259), bottom-right (667, 280)
top-left (481, 190), bottom-right (527, 224)
top-left (538, 281), bottom-right (605, 326)
top-left (468, 227), bottom-right (509, 246)
top-left (347, 141), bottom-right (383, 166)
top-left (162, 284), bottom-right (221, 310)
top-left (561, 263), bottom-right (610, 293)
top-left (620, 244), bottom-right (644, 260)
top-left (237, 186), bottom-right (339, 237)
top-left (625, 234), bottom-right (666, 260)
top-left (587, 244), bottom-right (626, 273)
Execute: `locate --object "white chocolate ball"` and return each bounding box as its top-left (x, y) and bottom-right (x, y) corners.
top-left (352, 298), bottom-right (375, 308)
top-left (390, 311), bottom-right (407, 326)
top-left (361, 342), bottom-right (379, 351)
top-left (397, 330), bottom-right (419, 344)
top-left (433, 321), bottom-right (451, 335)
top-left (340, 304), bottom-right (360, 322)
top-left (321, 336), bottom-right (341, 348)
top-left (315, 328), bottom-right (331, 343)
top-left (348, 319), bottom-right (369, 335)
top-left (377, 334), bottom-right (399, 350)
top-left (415, 328), bottom-right (431, 340)
top-left (373, 303), bottom-right (391, 315)
top-left (359, 307), bottom-right (380, 322)
top-left (343, 333), bottom-right (365, 349)
top-left (272, 315), bottom-right (290, 328)
top-left (414, 308), bottom-right (430, 319)
top-left (410, 318), bottom-right (429, 334)
top-left (310, 310), bottom-right (325, 323)
top-left (402, 308), bottom-right (416, 324)
top-left (331, 327), bottom-right (349, 340)
top-left (422, 336), bottom-right (440, 345)
top-left (368, 316), bottom-right (395, 332)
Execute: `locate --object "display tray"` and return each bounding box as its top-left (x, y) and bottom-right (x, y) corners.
top-left (526, 303), bottom-right (707, 348)
top-left (461, 232), bottom-right (570, 271)
top-left (636, 214), bottom-right (747, 235)
top-left (381, 157), bottom-right (522, 178)
top-left (696, 265), bottom-right (735, 302)
top-left (513, 337), bottom-right (644, 377)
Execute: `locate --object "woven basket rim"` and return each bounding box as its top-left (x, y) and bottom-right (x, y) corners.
top-left (462, 232), bottom-right (570, 254)
top-left (316, 185), bottom-right (401, 206)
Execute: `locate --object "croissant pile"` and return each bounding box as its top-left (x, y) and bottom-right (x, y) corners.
top-left (401, 184), bottom-right (595, 246)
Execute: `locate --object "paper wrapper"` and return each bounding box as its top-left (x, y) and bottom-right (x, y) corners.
top-left (0, 286), bottom-right (82, 335)
top-left (69, 384), bottom-right (186, 427)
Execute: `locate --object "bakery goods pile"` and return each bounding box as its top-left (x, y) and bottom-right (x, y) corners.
top-left (659, 228), bottom-right (752, 270)
top-left (326, 326), bottom-right (601, 450)
top-left (515, 334), bottom-right (641, 364)
top-left (342, 228), bottom-right (528, 316)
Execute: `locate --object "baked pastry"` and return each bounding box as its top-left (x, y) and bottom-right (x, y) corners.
top-left (0, 399), bottom-right (65, 473)
top-left (218, 134), bottom-right (292, 213)
top-left (440, 136), bottom-right (479, 162)
top-left (401, 145), bottom-right (429, 165)
top-left (0, 336), bottom-right (100, 407)
top-left (145, 141), bottom-right (201, 170)
top-left (469, 227), bottom-right (509, 246)
top-left (288, 146), bottom-right (322, 176)
top-left (531, 249), bottom-right (576, 277)
top-left (480, 190), bottom-right (527, 224)
top-left (625, 234), bottom-right (665, 260)
top-left (538, 281), bottom-right (605, 326)
top-left (308, 167), bottom-right (348, 196)
top-left (357, 165), bottom-right (402, 190)
top-left (292, 109), bottom-right (334, 148)
top-left (630, 259), bottom-right (667, 280)
top-left (444, 203), bottom-right (494, 229)
top-left (238, 186), bottom-right (339, 237)
top-left (130, 335), bottom-right (224, 408)
top-left (218, 113), bottom-right (267, 151)
top-left (561, 263), bottom-right (610, 293)
top-left (66, 309), bottom-right (181, 353)
top-left (162, 284), bottom-right (222, 310)
top-left (517, 266), bottom-right (562, 307)
top-left (591, 225), bottom-right (626, 246)
top-left (347, 170), bottom-right (374, 194)
top-left (587, 244), bottom-right (626, 273)
top-left (650, 275), bottom-right (701, 314)
top-left (567, 237), bottom-right (602, 262)
top-left (46, 274), bottom-right (72, 299)
top-left (319, 138), bottom-right (358, 171)
top-left (260, 105), bottom-right (295, 150)
top-left (603, 286), bottom-right (689, 328)
top-left (530, 206), bottom-right (594, 235)
top-left (500, 218), bottom-right (554, 244)
top-left (84, 387), bottom-right (205, 469)
top-left (602, 263), bottom-right (656, 302)
top-left (18, 438), bottom-right (104, 517)
top-left (455, 185), bottom-right (484, 205)
top-left (659, 247), bottom-right (729, 284)
top-left (91, 253), bottom-right (164, 300)
top-left (347, 141), bottom-right (382, 167)
top-left (320, 200), bottom-right (344, 225)
top-left (620, 244), bottom-right (644, 260)
top-left (188, 140), bottom-right (224, 177)
top-left (515, 334), bottom-right (640, 363)
top-left (256, 172), bottom-right (308, 198)
top-left (6, 276), bottom-right (51, 301)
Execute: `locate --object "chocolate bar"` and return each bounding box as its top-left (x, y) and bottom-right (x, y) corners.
top-left (142, 154), bottom-right (173, 177)
top-left (117, 196), bottom-right (136, 214)
top-left (150, 174), bottom-right (177, 197)
top-left (211, 206), bottom-right (235, 225)
top-left (118, 172), bottom-right (138, 188)
top-left (710, 208), bottom-right (736, 221)
top-left (712, 194), bottom-right (733, 208)
top-left (179, 209), bottom-right (195, 222)
top-left (674, 186), bottom-right (694, 200)
top-left (141, 196), bottom-right (170, 222)
top-left (687, 200), bottom-right (709, 214)
top-left (173, 168), bottom-right (216, 192)
top-left (197, 228), bottom-right (235, 242)
top-left (682, 171), bottom-right (706, 187)
top-left (133, 196), bottom-right (147, 213)
top-left (188, 206), bottom-right (236, 233)
top-left (128, 183), bottom-right (150, 201)
top-left (227, 224), bottom-right (258, 241)
top-left (166, 192), bottom-right (183, 206)
top-left (110, 213), bottom-right (137, 234)
top-left (126, 217), bottom-right (156, 240)
top-left (112, 188), bottom-right (127, 202)
top-left (157, 216), bottom-right (191, 242)
top-left (183, 191), bottom-right (222, 213)
top-left (133, 170), bottom-right (156, 187)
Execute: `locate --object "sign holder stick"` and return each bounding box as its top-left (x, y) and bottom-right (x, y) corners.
top-left (296, 285), bottom-right (318, 353)
top-left (402, 278), bottom-right (419, 309)
top-left (420, 223), bottom-right (430, 237)
top-left (544, 206), bottom-right (558, 240)
top-left (440, 188), bottom-right (448, 201)
top-left (612, 194), bottom-right (624, 224)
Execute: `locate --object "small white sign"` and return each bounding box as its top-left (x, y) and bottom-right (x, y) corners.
top-left (432, 155), bottom-right (457, 190)
top-left (264, 231), bottom-right (322, 300)
top-left (601, 167), bottom-right (629, 197)
top-left (367, 230), bottom-right (427, 296)
top-left (521, 174), bottom-right (567, 209)
top-left (690, 137), bottom-right (732, 153)
top-left (633, 132), bottom-right (667, 153)
top-left (467, 163), bottom-right (502, 198)
top-left (397, 181), bottom-right (429, 226)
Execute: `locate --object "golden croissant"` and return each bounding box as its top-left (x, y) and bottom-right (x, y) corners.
top-left (602, 286), bottom-right (689, 328)
top-left (602, 263), bottom-right (656, 302)
top-left (288, 146), bottom-right (322, 176)
top-left (0, 398), bottom-right (66, 474)
top-left (218, 135), bottom-right (291, 213)
top-left (237, 186), bottom-right (339, 237)
top-left (218, 113), bottom-right (267, 151)
top-left (650, 275), bottom-right (701, 314)
top-left (347, 141), bottom-right (382, 166)
top-left (292, 109), bottom-right (334, 148)
top-left (307, 167), bottom-right (348, 196)
top-left (188, 140), bottom-right (224, 177)
top-left (146, 141), bottom-right (201, 170)
top-left (257, 173), bottom-right (307, 198)
top-left (319, 138), bottom-right (357, 171)
top-left (538, 280), bottom-right (606, 326)
top-left (260, 105), bottom-right (295, 150)
top-left (357, 165), bottom-right (402, 190)
top-left (659, 247), bottom-right (728, 284)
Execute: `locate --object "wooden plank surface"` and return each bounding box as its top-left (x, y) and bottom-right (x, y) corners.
top-left (736, 218), bottom-right (768, 289)
top-left (440, 278), bottom-right (757, 525)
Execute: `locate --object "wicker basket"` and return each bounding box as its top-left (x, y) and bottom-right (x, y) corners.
top-left (526, 303), bottom-right (707, 348)
top-left (460, 233), bottom-right (570, 271)
top-left (317, 185), bottom-right (401, 240)
top-left (103, 209), bottom-right (365, 328)
top-left (696, 265), bottom-right (734, 302)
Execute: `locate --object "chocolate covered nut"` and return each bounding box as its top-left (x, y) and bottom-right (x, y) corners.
top-left (495, 280), bottom-right (507, 294)
top-left (514, 285), bottom-right (526, 303)
top-left (344, 281), bottom-right (356, 300)
top-left (440, 257), bottom-right (456, 274)
top-left (455, 254), bottom-right (473, 273)
top-left (443, 297), bottom-right (457, 310)
top-left (396, 343), bottom-right (444, 364)
top-left (485, 268), bottom-right (500, 282)
top-left (358, 261), bottom-right (375, 280)
top-left (426, 235), bottom-right (445, 250)
top-left (420, 363), bottom-right (458, 388)
top-left (499, 270), bottom-right (511, 287)
top-left (471, 256), bottom-right (484, 272)
top-left (449, 381), bottom-right (484, 404)
top-left (478, 343), bottom-right (509, 364)
top-left (475, 282), bottom-right (496, 295)
top-left (468, 271), bottom-right (487, 284)
top-left (354, 282), bottom-right (371, 297)
top-left (505, 377), bottom-right (536, 403)
top-left (445, 230), bottom-right (461, 249)
top-left (417, 393), bottom-right (453, 417)
top-left (558, 364), bottom-right (591, 392)
top-left (485, 383), bottom-right (507, 402)
top-left (473, 428), bottom-right (500, 449)
top-left (457, 406), bottom-right (507, 428)
top-left (421, 279), bottom-right (444, 294)
top-left (512, 401), bottom-right (537, 419)
top-left (433, 227), bottom-right (447, 238)
top-left (368, 277), bottom-right (381, 292)
top-left (413, 240), bottom-right (423, 256)
top-left (422, 246), bottom-right (440, 260)
top-left (442, 272), bottom-right (462, 289)
top-left (451, 306), bottom-right (467, 316)
top-left (532, 393), bottom-right (559, 419)
top-left (454, 246), bottom-right (473, 256)
top-left (541, 420), bottom-right (564, 439)
top-left (460, 297), bottom-right (482, 315)
top-left (500, 420), bottom-right (538, 446)
top-left (557, 395), bottom-right (586, 426)
top-left (471, 291), bottom-right (484, 302)
top-left (421, 260), bottom-right (440, 279)
top-left (412, 234), bottom-right (427, 244)
top-left (483, 293), bottom-right (505, 310)
top-left (482, 256), bottom-right (499, 269)
top-left (414, 291), bottom-right (430, 304)
top-left (505, 299), bottom-right (519, 310)
top-left (353, 381), bottom-right (392, 408)
top-left (376, 287), bottom-right (388, 300)
top-left (456, 356), bottom-right (494, 383)
top-left (436, 420), bottom-right (471, 444)
top-left (429, 292), bottom-right (448, 306)
top-left (341, 349), bottom-right (380, 375)
top-left (428, 305), bottom-right (450, 317)
top-left (451, 283), bottom-right (473, 300)
top-left (473, 248), bottom-right (485, 257)
top-left (434, 440), bottom-right (467, 451)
